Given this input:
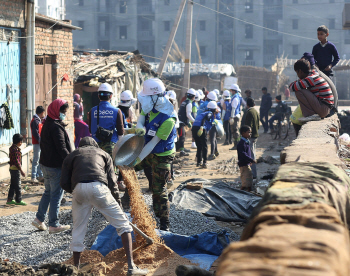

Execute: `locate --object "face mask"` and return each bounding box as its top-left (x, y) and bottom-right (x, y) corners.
top-left (59, 113), bottom-right (66, 121)
top-left (138, 93), bottom-right (174, 116)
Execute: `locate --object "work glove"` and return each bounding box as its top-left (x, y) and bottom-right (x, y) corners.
top-left (124, 126), bottom-right (136, 135)
top-left (197, 126), bottom-right (204, 137)
top-left (130, 157), bottom-right (141, 167)
top-left (135, 128), bottom-right (146, 137)
top-left (187, 122), bottom-right (192, 128)
top-left (229, 117), bottom-right (234, 126)
top-left (212, 119), bottom-right (219, 125)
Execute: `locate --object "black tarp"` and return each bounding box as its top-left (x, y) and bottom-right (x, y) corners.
top-left (169, 179), bottom-right (262, 223)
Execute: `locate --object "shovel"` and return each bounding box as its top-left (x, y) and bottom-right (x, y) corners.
top-left (129, 221), bottom-right (154, 245)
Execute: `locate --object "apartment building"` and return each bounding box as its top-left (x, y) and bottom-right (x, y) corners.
top-left (35, 0), bottom-right (66, 20)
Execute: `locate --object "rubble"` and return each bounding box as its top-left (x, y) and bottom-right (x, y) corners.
top-left (213, 158), bottom-right (239, 175)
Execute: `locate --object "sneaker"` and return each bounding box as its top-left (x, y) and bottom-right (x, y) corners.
top-left (32, 218), bottom-right (47, 231)
top-left (298, 114), bottom-right (321, 122)
top-left (127, 266), bottom-right (149, 276)
top-left (208, 154), bottom-right (216, 161)
top-left (37, 177), bottom-right (45, 182)
top-left (223, 141), bottom-right (229, 145)
top-left (184, 148), bottom-right (191, 153)
top-left (215, 151), bottom-right (219, 157)
top-left (229, 146), bottom-right (237, 150)
top-left (6, 200), bottom-right (16, 205)
top-left (31, 178), bottom-right (39, 183)
top-left (229, 141), bottom-right (233, 145)
top-left (15, 201), bottom-right (27, 206)
top-left (201, 163), bottom-right (207, 169)
top-left (196, 162), bottom-right (202, 167)
top-left (191, 142), bottom-right (197, 149)
top-left (167, 179), bottom-right (174, 189)
top-left (179, 151), bottom-right (189, 157)
top-left (117, 181), bottom-right (126, 191)
top-left (49, 225), bottom-right (70, 234)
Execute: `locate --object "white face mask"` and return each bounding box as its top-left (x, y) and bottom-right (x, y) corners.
top-left (59, 112), bottom-right (66, 121)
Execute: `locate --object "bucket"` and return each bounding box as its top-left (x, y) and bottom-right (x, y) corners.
top-left (112, 134), bottom-right (145, 166)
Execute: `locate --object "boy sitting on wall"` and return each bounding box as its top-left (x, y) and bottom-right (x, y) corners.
top-left (289, 59), bottom-right (334, 122)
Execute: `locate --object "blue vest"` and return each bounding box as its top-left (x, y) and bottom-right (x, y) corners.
top-left (90, 101), bottom-right (120, 143)
top-left (121, 111), bottom-right (128, 128)
top-left (193, 111), bottom-right (214, 131)
top-left (199, 100), bottom-right (204, 106)
top-left (197, 100), bottom-right (210, 117)
top-left (144, 111), bottom-right (176, 154)
top-left (231, 93), bottom-right (242, 117)
top-left (224, 100), bottom-right (232, 121)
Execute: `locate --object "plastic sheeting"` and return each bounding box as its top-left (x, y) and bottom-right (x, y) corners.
top-left (169, 179), bottom-right (261, 222)
top-left (90, 223), bottom-right (230, 270)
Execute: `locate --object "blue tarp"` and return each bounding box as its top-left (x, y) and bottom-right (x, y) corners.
top-left (91, 223), bottom-right (229, 270)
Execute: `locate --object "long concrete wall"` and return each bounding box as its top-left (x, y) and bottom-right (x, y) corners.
top-left (216, 115), bottom-right (350, 276)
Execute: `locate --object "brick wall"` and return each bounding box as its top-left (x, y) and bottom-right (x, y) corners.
top-left (35, 19), bottom-right (75, 141)
top-left (0, 0), bottom-right (26, 28)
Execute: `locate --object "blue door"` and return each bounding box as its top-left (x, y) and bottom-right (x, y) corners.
top-left (0, 28), bottom-right (20, 147)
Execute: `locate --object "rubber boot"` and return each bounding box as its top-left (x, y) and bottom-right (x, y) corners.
top-left (159, 218), bottom-right (170, 231)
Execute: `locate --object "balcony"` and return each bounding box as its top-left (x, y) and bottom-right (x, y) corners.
top-left (243, 60), bottom-right (256, 66)
top-left (137, 30), bottom-right (155, 40)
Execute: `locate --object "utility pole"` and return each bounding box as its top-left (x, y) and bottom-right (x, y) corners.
top-left (157, 0), bottom-right (187, 76)
top-left (216, 0), bottom-right (219, 63)
top-left (182, 0), bottom-right (193, 97)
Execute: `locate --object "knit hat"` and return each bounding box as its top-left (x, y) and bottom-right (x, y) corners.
top-left (276, 95), bottom-right (282, 101)
top-left (301, 52), bottom-right (315, 66)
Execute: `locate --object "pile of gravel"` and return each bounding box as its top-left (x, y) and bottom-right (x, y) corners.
top-left (143, 194), bottom-right (240, 241)
top-left (0, 209), bottom-right (108, 266)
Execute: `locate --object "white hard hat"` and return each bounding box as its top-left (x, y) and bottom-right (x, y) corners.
top-left (214, 89), bottom-right (220, 95)
top-left (223, 90), bottom-right (230, 97)
top-left (167, 90), bottom-right (177, 100)
top-left (98, 83), bottom-right (114, 94)
top-left (139, 78), bottom-right (165, 96)
top-left (207, 91), bottom-right (218, 101)
top-left (198, 90), bottom-right (204, 99)
top-left (207, 101), bottom-right (218, 110)
top-left (230, 84), bottom-right (239, 92)
top-left (195, 91), bottom-right (200, 101)
top-left (187, 88), bottom-right (197, 96)
top-left (119, 90), bottom-right (135, 107)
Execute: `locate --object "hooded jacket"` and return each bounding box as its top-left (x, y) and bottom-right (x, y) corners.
top-left (60, 137), bottom-right (120, 202)
top-left (40, 99), bottom-right (72, 168)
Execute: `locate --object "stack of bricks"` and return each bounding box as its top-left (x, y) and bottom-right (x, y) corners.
top-left (35, 17), bottom-right (75, 139)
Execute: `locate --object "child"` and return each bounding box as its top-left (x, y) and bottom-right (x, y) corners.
top-left (289, 59), bottom-right (333, 122)
top-left (237, 125), bottom-right (255, 192)
top-left (7, 134), bottom-right (26, 206)
top-left (312, 25), bottom-right (340, 77)
top-left (30, 106), bottom-right (45, 183)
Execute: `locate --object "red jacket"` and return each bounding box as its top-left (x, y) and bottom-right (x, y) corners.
top-left (30, 115), bottom-right (42, 145)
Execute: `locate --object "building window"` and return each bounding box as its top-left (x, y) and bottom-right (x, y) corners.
top-left (77, 20), bottom-right (84, 29)
top-left (199, 20), bottom-right (206, 31)
top-left (329, 18), bottom-right (335, 29)
top-left (79, 0), bottom-right (84, 6)
top-left (292, 19), bottom-right (298, 30)
top-left (164, 21), bottom-right (170, 31)
top-left (245, 24), bottom-right (253, 39)
top-left (120, 1), bottom-right (127, 13)
top-left (164, 0), bottom-right (170, 5)
top-left (99, 21), bottom-right (106, 36)
top-left (245, 50), bottom-right (253, 60)
top-left (120, 26), bottom-right (127, 39)
top-left (292, 44), bottom-right (299, 55)
top-left (245, 0), bottom-right (253, 13)
top-left (48, 5), bottom-right (52, 16)
top-left (200, 46), bottom-right (206, 57)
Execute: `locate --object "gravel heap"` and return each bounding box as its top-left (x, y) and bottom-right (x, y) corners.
top-left (0, 209), bottom-right (108, 266)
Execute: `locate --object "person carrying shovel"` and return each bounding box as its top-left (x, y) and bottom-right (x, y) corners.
top-left (60, 136), bottom-right (148, 276)
top-left (127, 78), bottom-right (177, 231)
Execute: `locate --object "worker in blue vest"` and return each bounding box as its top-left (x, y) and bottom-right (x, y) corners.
top-left (197, 91), bottom-right (218, 117)
top-left (177, 88), bottom-right (196, 156)
top-left (130, 78), bottom-right (176, 231)
top-left (89, 83), bottom-right (124, 158)
top-left (229, 84), bottom-right (243, 150)
top-left (192, 101), bottom-right (219, 169)
top-left (222, 90), bottom-right (232, 145)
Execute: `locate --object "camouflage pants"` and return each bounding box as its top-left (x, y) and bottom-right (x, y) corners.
top-left (98, 141), bottom-right (117, 172)
top-left (135, 153), bottom-right (175, 221)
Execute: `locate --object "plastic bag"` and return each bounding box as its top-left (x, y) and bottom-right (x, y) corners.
top-left (290, 105), bottom-right (303, 125)
top-left (339, 133), bottom-right (350, 142)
